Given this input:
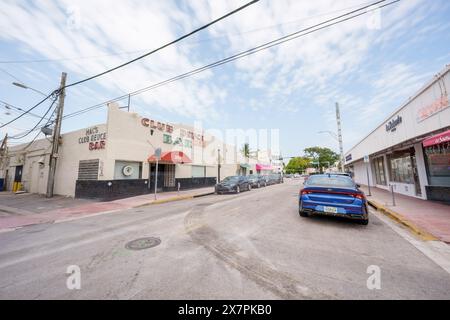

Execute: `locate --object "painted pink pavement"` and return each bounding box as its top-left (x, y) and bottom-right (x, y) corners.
top-left (361, 185), bottom-right (450, 243)
top-left (0, 187), bottom-right (214, 231)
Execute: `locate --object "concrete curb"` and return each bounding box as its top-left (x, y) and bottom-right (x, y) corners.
top-left (135, 191), bottom-right (214, 208)
top-left (368, 199), bottom-right (438, 241)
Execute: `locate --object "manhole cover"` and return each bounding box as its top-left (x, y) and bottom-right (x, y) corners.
top-left (125, 237), bottom-right (161, 250)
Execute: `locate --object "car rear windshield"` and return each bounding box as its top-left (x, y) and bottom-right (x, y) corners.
top-left (306, 175), bottom-right (354, 188)
top-left (222, 176), bottom-right (239, 182)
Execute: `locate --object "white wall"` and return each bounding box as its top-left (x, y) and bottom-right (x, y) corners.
top-left (345, 67), bottom-right (450, 164)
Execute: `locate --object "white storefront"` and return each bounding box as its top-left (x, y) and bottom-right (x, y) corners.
top-left (345, 64), bottom-right (450, 203)
top-left (0, 103), bottom-right (276, 198)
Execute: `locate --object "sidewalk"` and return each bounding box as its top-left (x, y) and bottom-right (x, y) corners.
top-left (0, 187), bottom-right (214, 232)
top-left (360, 185), bottom-right (450, 243)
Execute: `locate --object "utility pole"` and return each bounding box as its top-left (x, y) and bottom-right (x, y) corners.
top-left (0, 134), bottom-right (8, 190)
top-left (335, 102), bottom-right (345, 172)
top-left (217, 148), bottom-right (221, 183)
top-left (46, 72), bottom-right (67, 198)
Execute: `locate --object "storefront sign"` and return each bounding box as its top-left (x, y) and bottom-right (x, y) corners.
top-left (345, 154), bottom-right (352, 162)
top-left (141, 118), bottom-right (174, 133)
top-left (423, 129), bottom-right (450, 147)
top-left (142, 117), bottom-right (204, 148)
top-left (416, 95), bottom-right (449, 123)
top-left (78, 126), bottom-right (106, 151)
top-left (385, 115), bottom-right (402, 132)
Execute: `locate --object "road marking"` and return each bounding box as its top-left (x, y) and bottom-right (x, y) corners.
top-left (371, 208), bottom-right (450, 275)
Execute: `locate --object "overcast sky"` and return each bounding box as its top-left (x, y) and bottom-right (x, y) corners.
top-left (1, 0), bottom-right (449, 157)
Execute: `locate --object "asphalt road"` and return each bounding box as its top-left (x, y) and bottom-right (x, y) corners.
top-left (1, 179), bottom-right (449, 299)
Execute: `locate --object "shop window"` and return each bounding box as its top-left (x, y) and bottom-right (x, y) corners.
top-left (164, 165), bottom-right (176, 187)
top-left (372, 156), bottom-right (386, 185)
top-left (424, 142), bottom-right (450, 187)
top-left (388, 151), bottom-right (414, 184)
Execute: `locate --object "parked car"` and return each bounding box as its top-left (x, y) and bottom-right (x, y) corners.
top-left (264, 174), bottom-right (276, 185)
top-left (274, 173), bottom-right (284, 183)
top-left (247, 174), bottom-right (267, 188)
top-left (215, 176), bottom-right (251, 194)
top-left (327, 172), bottom-right (352, 178)
top-left (299, 174), bottom-right (369, 225)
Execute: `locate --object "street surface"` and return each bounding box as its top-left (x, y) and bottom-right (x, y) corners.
top-left (1, 179), bottom-right (449, 299)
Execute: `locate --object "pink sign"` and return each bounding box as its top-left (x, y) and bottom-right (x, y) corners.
top-left (423, 129), bottom-right (450, 147)
top-left (256, 164), bottom-right (273, 171)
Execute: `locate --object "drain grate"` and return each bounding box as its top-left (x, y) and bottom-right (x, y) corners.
top-left (125, 237), bottom-right (161, 250)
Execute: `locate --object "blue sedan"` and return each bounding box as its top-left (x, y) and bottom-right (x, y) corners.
top-left (299, 174), bottom-right (369, 225)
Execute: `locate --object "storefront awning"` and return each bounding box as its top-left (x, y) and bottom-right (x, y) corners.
top-left (256, 164), bottom-right (273, 171)
top-left (240, 163), bottom-right (251, 169)
top-left (423, 129), bottom-right (450, 147)
top-left (148, 151), bottom-right (192, 164)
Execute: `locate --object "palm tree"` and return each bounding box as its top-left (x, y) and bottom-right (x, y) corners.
top-left (241, 143), bottom-right (250, 159)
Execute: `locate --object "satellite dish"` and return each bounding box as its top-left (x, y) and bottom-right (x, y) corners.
top-left (122, 165), bottom-right (134, 176)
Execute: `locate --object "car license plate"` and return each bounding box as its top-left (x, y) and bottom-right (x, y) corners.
top-left (324, 206), bottom-right (338, 214)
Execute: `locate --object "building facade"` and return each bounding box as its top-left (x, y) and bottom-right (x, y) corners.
top-left (1, 103), bottom-right (277, 199)
top-left (344, 64), bottom-right (450, 203)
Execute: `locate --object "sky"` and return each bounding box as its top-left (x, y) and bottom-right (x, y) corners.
top-left (1, 0), bottom-right (450, 158)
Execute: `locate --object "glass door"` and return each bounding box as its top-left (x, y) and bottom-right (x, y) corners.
top-left (411, 153), bottom-right (422, 196)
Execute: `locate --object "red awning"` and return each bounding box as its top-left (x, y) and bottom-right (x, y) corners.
top-left (256, 164), bottom-right (273, 171)
top-left (423, 129), bottom-right (450, 147)
top-left (148, 151), bottom-right (192, 164)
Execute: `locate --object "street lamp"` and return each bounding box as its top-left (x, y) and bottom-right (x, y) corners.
top-left (318, 130), bottom-right (338, 141)
top-left (217, 146), bottom-right (221, 183)
top-left (12, 82), bottom-right (47, 97)
top-left (317, 130), bottom-right (345, 172)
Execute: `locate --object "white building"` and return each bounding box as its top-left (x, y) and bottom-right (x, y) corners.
top-left (344, 64), bottom-right (450, 203)
top-left (0, 104), bottom-right (276, 199)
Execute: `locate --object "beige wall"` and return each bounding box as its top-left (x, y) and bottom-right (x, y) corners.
top-left (3, 104), bottom-right (275, 197)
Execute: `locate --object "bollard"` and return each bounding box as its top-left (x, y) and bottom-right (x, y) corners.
top-left (177, 182), bottom-right (181, 196)
top-left (390, 184), bottom-right (396, 206)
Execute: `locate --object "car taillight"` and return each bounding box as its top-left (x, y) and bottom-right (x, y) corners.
top-left (300, 189), bottom-right (311, 195)
top-left (354, 193), bottom-right (365, 200)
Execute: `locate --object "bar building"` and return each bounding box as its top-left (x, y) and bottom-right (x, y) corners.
top-left (344, 64), bottom-right (450, 203)
top-left (0, 103), bottom-right (278, 200)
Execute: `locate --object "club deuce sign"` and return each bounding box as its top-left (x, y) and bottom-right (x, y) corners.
top-left (141, 117), bottom-right (204, 147)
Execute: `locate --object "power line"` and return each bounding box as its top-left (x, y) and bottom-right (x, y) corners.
top-left (7, 0), bottom-right (398, 137)
top-left (0, 0), bottom-right (259, 129)
top-left (0, 0), bottom-right (375, 65)
top-left (0, 100), bottom-right (51, 120)
top-left (9, 97), bottom-right (58, 140)
top-left (62, 0), bottom-right (395, 120)
top-left (63, 0), bottom-right (259, 89)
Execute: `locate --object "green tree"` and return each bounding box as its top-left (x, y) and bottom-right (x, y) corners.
top-left (241, 143), bottom-right (250, 159)
top-left (285, 157), bottom-right (311, 174)
top-left (303, 146), bottom-right (339, 172)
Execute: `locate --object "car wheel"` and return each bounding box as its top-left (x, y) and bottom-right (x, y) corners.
top-left (236, 186), bottom-right (240, 193)
top-left (359, 218), bottom-right (369, 225)
top-left (299, 210), bottom-right (309, 217)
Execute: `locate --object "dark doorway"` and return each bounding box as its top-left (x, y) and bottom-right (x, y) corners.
top-left (150, 163), bottom-right (163, 192)
top-left (14, 165), bottom-right (23, 182)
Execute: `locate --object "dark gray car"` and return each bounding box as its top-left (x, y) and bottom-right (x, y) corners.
top-left (215, 176), bottom-right (251, 194)
top-left (247, 174), bottom-right (267, 188)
